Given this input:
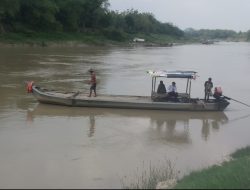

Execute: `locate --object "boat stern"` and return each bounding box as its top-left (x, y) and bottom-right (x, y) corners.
top-left (218, 99), bottom-right (230, 111)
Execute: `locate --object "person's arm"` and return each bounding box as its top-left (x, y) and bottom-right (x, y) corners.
top-left (167, 85), bottom-right (171, 92)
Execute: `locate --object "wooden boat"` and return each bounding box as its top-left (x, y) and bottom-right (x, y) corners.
top-left (201, 40), bottom-right (214, 45)
top-left (28, 70), bottom-right (230, 111)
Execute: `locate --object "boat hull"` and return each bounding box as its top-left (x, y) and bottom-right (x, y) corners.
top-left (32, 86), bottom-right (230, 111)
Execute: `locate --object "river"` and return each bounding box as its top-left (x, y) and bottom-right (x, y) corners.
top-left (0, 42), bottom-right (250, 188)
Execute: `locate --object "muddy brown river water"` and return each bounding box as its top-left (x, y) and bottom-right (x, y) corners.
top-left (0, 42), bottom-right (250, 188)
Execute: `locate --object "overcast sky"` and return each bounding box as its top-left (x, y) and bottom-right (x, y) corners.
top-left (109, 0), bottom-right (250, 32)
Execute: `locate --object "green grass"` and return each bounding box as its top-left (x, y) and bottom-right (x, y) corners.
top-left (174, 146), bottom-right (250, 189)
top-left (120, 147), bottom-right (250, 189)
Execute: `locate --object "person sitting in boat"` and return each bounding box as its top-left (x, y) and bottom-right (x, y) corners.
top-left (213, 86), bottom-right (223, 101)
top-left (167, 82), bottom-right (178, 99)
top-left (157, 80), bottom-right (167, 94)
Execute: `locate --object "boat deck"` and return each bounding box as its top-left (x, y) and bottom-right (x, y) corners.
top-left (45, 90), bottom-right (153, 103)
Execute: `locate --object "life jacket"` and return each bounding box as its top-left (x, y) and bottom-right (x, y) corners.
top-left (214, 86), bottom-right (222, 95)
top-left (26, 81), bottom-right (34, 93)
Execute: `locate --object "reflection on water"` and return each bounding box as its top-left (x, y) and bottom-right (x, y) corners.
top-left (202, 119), bottom-right (210, 141)
top-left (27, 104), bottom-right (229, 143)
top-left (149, 118), bottom-right (191, 144)
top-left (202, 117), bottom-right (225, 141)
top-left (88, 115), bottom-right (95, 138)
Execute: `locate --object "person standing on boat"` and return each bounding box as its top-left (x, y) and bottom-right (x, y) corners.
top-left (157, 80), bottom-right (167, 94)
top-left (204, 77), bottom-right (213, 101)
top-left (167, 82), bottom-right (178, 98)
top-left (88, 69), bottom-right (97, 97)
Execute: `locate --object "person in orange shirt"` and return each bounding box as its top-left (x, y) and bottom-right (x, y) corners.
top-left (88, 69), bottom-right (97, 97)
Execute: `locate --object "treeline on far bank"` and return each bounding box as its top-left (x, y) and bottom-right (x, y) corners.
top-left (0, 0), bottom-right (250, 44)
top-left (0, 0), bottom-right (183, 43)
top-left (184, 28), bottom-right (250, 42)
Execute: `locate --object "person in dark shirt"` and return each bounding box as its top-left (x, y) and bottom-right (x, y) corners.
top-left (157, 80), bottom-right (167, 94)
top-left (204, 77), bottom-right (213, 101)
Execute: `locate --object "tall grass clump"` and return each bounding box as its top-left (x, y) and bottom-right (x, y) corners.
top-left (121, 159), bottom-right (178, 189)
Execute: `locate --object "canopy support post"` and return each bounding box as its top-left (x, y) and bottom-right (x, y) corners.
top-left (186, 79), bottom-right (189, 94)
top-left (189, 79), bottom-right (192, 99)
top-left (154, 77), bottom-right (156, 92)
top-left (151, 77), bottom-right (154, 95)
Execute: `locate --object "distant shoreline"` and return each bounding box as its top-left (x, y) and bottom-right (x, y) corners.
top-left (0, 41), bottom-right (181, 48)
top-left (0, 32), bottom-right (188, 48)
top-left (0, 32), bottom-right (244, 48)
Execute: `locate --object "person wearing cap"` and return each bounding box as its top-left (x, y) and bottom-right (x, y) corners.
top-left (204, 77), bottom-right (213, 101)
top-left (167, 81), bottom-right (178, 98)
top-left (88, 69), bottom-right (97, 97)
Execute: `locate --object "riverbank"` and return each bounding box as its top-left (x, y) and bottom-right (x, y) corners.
top-left (0, 32), bottom-right (189, 47)
top-left (173, 146), bottom-right (250, 189)
top-left (122, 146), bottom-right (250, 189)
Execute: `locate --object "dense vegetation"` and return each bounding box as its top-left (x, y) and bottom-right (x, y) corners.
top-left (0, 0), bottom-right (183, 43)
top-left (0, 0), bottom-right (249, 44)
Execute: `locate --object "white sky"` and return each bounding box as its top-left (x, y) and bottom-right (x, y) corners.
top-left (108, 0), bottom-right (250, 32)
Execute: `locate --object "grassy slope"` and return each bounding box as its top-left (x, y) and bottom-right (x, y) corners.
top-left (174, 146), bottom-right (250, 189)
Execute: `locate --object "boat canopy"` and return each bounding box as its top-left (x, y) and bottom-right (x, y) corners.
top-left (147, 70), bottom-right (197, 79)
top-left (148, 70), bottom-right (198, 99)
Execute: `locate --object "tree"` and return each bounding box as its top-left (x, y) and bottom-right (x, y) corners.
top-left (0, 0), bottom-right (184, 40)
top-left (0, 0), bottom-right (20, 32)
top-left (18, 0), bottom-right (60, 31)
